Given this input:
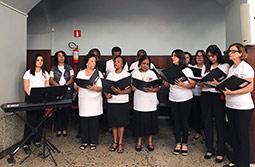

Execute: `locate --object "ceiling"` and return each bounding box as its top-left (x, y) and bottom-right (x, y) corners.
top-left (1, 0), bottom-right (235, 14)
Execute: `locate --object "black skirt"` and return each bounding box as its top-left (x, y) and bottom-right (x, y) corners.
top-left (132, 110), bottom-right (159, 137)
top-left (107, 103), bottom-right (130, 128)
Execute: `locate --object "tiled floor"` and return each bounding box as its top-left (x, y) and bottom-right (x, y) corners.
top-left (0, 119), bottom-right (236, 167)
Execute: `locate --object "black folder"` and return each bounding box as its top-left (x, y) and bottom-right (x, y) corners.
top-left (189, 66), bottom-right (202, 77)
top-left (161, 65), bottom-right (188, 85)
top-left (216, 75), bottom-right (251, 91)
top-left (102, 76), bottom-right (131, 95)
top-left (132, 78), bottom-right (163, 92)
top-left (96, 60), bottom-right (106, 73)
top-left (128, 69), bottom-right (134, 73)
top-left (189, 67), bottom-right (227, 83)
top-left (74, 70), bottom-right (99, 89)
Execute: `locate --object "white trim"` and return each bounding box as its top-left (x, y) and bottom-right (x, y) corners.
top-left (0, 1), bottom-right (28, 17)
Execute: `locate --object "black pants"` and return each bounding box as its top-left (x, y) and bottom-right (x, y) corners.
top-left (80, 116), bottom-right (100, 144)
top-left (191, 96), bottom-right (203, 134)
top-left (200, 92), bottom-right (226, 156)
top-left (170, 99), bottom-right (193, 144)
top-left (55, 107), bottom-right (69, 131)
top-left (23, 110), bottom-right (44, 145)
top-left (226, 107), bottom-right (253, 167)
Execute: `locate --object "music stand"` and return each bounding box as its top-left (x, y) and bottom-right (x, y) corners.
top-left (7, 86), bottom-right (69, 166)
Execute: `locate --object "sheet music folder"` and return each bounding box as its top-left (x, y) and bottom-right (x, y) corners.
top-left (102, 76), bottom-right (131, 95)
top-left (74, 70), bottom-right (99, 89)
top-left (161, 65), bottom-right (188, 85)
top-left (189, 66), bottom-right (202, 77)
top-left (216, 75), bottom-right (251, 91)
top-left (189, 67), bottom-right (227, 82)
top-left (132, 78), bottom-right (162, 92)
top-left (29, 85), bottom-right (68, 104)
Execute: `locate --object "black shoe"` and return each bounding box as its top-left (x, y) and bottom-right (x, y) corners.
top-left (173, 144), bottom-right (181, 155)
top-left (147, 144), bottom-right (154, 152)
top-left (56, 131), bottom-right (61, 137)
top-left (135, 144), bottom-right (142, 152)
top-left (34, 142), bottom-right (41, 148)
top-left (216, 156), bottom-right (224, 163)
top-left (23, 145), bottom-right (31, 155)
top-left (62, 130), bottom-right (68, 137)
top-left (204, 152), bottom-right (215, 159)
top-left (181, 144), bottom-right (188, 156)
top-left (76, 134), bottom-right (81, 138)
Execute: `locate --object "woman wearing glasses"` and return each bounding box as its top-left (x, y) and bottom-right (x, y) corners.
top-left (222, 43), bottom-right (254, 167)
top-left (198, 45), bottom-right (229, 163)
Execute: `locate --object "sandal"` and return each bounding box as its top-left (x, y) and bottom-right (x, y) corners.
top-left (117, 144), bottom-right (124, 154)
top-left (34, 142), bottom-right (41, 148)
top-left (173, 143), bottom-right (181, 155)
top-left (135, 144), bottom-right (142, 152)
top-left (79, 144), bottom-right (88, 150)
top-left (90, 144), bottom-right (96, 150)
top-left (147, 144), bottom-right (154, 152)
top-left (23, 145), bottom-right (31, 155)
top-left (109, 142), bottom-right (118, 152)
top-left (192, 133), bottom-right (201, 141)
top-left (181, 144), bottom-right (188, 156)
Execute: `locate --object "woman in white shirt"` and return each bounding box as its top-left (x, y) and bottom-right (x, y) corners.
top-left (198, 44), bottom-right (229, 163)
top-left (75, 54), bottom-right (103, 150)
top-left (190, 50), bottom-right (208, 141)
top-left (104, 56), bottom-right (131, 154)
top-left (50, 50), bottom-right (74, 137)
top-left (222, 43), bottom-right (254, 167)
top-left (164, 49), bottom-right (195, 156)
top-left (23, 54), bottom-right (50, 154)
top-left (132, 55), bottom-right (160, 152)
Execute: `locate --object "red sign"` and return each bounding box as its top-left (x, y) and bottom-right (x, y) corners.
top-left (74, 30), bottom-right (81, 38)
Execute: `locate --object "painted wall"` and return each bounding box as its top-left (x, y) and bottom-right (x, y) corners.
top-left (0, 4), bottom-right (27, 114)
top-left (225, 0), bottom-right (247, 47)
top-left (27, 0), bottom-right (226, 55)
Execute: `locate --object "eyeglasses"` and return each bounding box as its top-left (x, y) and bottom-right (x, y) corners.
top-left (224, 50), bottom-right (241, 54)
top-left (207, 54), bottom-right (216, 58)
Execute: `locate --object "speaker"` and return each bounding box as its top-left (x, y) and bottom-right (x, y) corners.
top-left (240, 3), bottom-right (255, 45)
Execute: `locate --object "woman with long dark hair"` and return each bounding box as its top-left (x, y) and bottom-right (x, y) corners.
top-left (164, 49), bottom-right (195, 156)
top-left (23, 54), bottom-right (50, 154)
top-left (199, 44), bottom-right (229, 163)
top-left (132, 55), bottom-right (160, 152)
top-left (50, 50), bottom-right (74, 137)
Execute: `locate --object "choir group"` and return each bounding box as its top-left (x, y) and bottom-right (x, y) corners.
top-left (22, 43), bottom-right (254, 167)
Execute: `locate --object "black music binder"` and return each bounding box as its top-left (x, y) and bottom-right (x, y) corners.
top-left (189, 67), bottom-right (227, 82)
top-left (189, 66), bottom-right (202, 77)
top-left (216, 75), bottom-right (251, 91)
top-left (102, 76), bottom-right (131, 95)
top-left (132, 78), bottom-right (162, 92)
top-left (161, 65), bottom-right (188, 85)
top-left (74, 69), bottom-right (99, 88)
top-left (29, 86), bottom-right (67, 103)
top-left (96, 60), bottom-right (106, 72)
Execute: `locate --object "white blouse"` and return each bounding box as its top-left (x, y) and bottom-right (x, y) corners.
top-left (132, 69), bottom-right (159, 112)
top-left (23, 69), bottom-right (49, 90)
top-left (77, 69), bottom-right (103, 117)
top-left (169, 67), bottom-right (194, 102)
top-left (105, 59), bottom-right (128, 76)
top-left (202, 63), bottom-right (230, 93)
top-left (106, 70), bottom-right (130, 103)
top-left (225, 61), bottom-right (254, 110)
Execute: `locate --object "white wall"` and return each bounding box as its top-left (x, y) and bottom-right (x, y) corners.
top-left (0, 3), bottom-right (27, 113)
top-left (225, 0), bottom-right (247, 47)
top-left (27, 0), bottom-right (226, 55)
